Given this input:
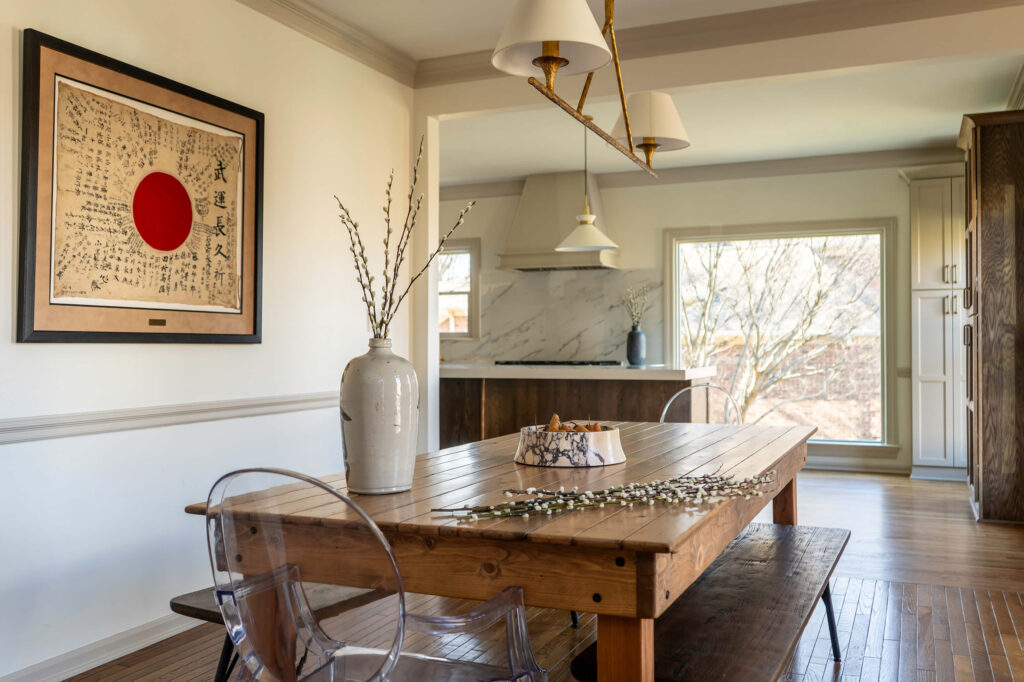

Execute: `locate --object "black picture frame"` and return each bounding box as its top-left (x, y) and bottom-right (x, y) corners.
top-left (17, 29), bottom-right (264, 343)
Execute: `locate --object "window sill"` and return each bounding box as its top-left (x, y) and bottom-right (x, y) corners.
top-left (440, 334), bottom-right (480, 341)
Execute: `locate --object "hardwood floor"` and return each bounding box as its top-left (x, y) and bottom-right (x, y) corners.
top-left (72, 471), bottom-right (1024, 681)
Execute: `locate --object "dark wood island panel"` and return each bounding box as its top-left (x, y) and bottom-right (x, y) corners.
top-left (440, 377), bottom-right (706, 448)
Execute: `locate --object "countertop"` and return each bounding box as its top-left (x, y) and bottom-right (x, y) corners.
top-left (439, 363), bottom-right (717, 381)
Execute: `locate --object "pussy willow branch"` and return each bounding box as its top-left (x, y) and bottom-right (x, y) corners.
top-left (430, 470), bottom-right (775, 522)
top-left (337, 137), bottom-right (474, 339)
top-left (335, 199), bottom-right (379, 333)
top-left (387, 202), bottom-right (476, 329)
top-left (621, 284), bottom-right (650, 326)
top-left (379, 170), bottom-right (395, 326)
top-left (386, 140), bottom-right (423, 326)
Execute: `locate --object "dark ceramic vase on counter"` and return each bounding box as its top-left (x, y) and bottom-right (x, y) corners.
top-left (626, 325), bottom-right (646, 366)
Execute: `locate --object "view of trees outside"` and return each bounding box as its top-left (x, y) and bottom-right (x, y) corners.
top-left (675, 233), bottom-right (882, 441)
top-left (438, 250), bottom-right (471, 333)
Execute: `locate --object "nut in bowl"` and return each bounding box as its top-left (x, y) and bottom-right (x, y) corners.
top-left (514, 414), bottom-right (626, 467)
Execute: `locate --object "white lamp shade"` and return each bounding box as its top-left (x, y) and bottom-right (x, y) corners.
top-left (492, 0), bottom-right (612, 78)
top-left (612, 91), bottom-right (690, 151)
top-left (556, 212), bottom-right (619, 252)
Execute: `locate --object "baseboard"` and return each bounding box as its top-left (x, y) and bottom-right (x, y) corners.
top-left (910, 465), bottom-right (968, 482)
top-left (0, 613), bottom-right (200, 682)
top-left (804, 457), bottom-right (911, 476)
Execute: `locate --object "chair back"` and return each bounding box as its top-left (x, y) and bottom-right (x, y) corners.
top-left (661, 384), bottom-right (742, 425)
top-left (206, 468), bottom-right (404, 681)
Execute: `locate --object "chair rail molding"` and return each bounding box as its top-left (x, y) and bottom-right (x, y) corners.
top-left (0, 391), bottom-right (339, 446)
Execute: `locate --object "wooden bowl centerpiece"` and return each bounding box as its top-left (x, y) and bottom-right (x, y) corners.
top-left (514, 415), bottom-right (626, 467)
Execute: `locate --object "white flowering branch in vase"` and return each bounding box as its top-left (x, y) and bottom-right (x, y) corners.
top-left (335, 139), bottom-right (475, 495)
top-left (334, 139), bottom-right (475, 340)
top-left (620, 284), bottom-right (651, 366)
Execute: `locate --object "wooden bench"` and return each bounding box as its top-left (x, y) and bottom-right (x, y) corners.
top-left (570, 523), bottom-right (850, 682)
top-left (171, 583), bottom-right (383, 682)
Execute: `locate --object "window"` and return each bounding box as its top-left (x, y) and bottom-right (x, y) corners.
top-left (665, 220), bottom-right (895, 444)
top-left (438, 238), bottom-right (480, 338)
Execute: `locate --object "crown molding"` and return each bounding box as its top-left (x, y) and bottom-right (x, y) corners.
top-left (239, 0), bottom-right (1024, 89)
top-left (597, 147), bottom-right (965, 189)
top-left (438, 148), bottom-right (965, 199)
top-left (440, 180), bottom-right (524, 201)
top-left (1009, 63), bottom-right (1024, 109)
top-left (416, 50), bottom-right (496, 89)
top-left (236, 0), bottom-right (416, 86)
top-left (415, 0), bottom-right (1024, 88)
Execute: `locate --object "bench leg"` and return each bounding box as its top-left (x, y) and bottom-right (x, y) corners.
top-left (214, 633), bottom-right (234, 682)
top-left (822, 583), bottom-right (842, 663)
top-left (570, 610), bottom-right (580, 628)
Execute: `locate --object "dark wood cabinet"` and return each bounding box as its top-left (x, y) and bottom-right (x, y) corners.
top-left (440, 376), bottom-right (704, 449)
top-left (958, 110), bottom-right (1024, 522)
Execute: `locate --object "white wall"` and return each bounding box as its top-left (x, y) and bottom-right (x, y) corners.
top-left (441, 168), bottom-right (912, 470)
top-left (0, 0), bottom-right (413, 675)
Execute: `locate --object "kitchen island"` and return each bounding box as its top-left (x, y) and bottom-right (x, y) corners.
top-left (439, 363), bottom-right (717, 448)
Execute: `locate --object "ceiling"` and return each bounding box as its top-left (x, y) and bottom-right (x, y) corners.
top-left (438, 54), bottom-right (1024, 185)
top-left (304, 0), bottom-right (808, 61)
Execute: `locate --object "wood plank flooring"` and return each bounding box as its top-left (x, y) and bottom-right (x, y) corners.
top-left (71, 471), bottom-right (1024, 681)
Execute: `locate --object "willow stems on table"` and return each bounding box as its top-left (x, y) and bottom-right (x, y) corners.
top-left (336, 137), bottom-right (475, 339)
top-left (431, 471), bottom-right (775, 522)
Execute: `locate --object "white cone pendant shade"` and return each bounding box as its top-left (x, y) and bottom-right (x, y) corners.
top-left (492, 0), bottom-right (612, 79)
top-left (556, 198), bottom-right (619, 252)
top-left (612, 91), bottom-right (691, 152)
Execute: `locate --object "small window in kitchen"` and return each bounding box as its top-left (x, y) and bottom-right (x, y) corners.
top-left (438, 238), bottom-right (480, 338)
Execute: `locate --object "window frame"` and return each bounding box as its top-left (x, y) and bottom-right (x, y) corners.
top-left (663, 218), bottom-right (898, 449)
top-left (438, 238), bottom-right (481, 340)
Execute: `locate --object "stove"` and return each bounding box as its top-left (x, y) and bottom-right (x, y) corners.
top-left (494, 360), bottom-right (623, 366)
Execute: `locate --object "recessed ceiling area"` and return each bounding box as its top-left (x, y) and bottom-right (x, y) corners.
top-left (439, 54), bottom-right (1023, 185)
top-left (303, 0), bottom-right (808, 61)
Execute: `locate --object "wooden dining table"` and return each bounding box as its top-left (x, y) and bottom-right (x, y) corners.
top-left (186, 421), bottom-right (814, 682)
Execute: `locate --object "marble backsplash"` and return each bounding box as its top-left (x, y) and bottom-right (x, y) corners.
top-left (441, 268), bottom-right (664, 365)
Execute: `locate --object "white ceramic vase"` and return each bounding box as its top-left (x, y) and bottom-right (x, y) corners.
top-left (340, 338), bottom-right (419, 494)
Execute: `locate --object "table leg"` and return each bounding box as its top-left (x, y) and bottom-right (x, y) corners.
top-left (597, 614), bottom-right (654, 682)
top-left (773, 474), bottom-right (798, 525)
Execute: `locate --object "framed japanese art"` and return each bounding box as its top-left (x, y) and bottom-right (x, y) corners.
top-left (17, 29), bottom-right (263, 342)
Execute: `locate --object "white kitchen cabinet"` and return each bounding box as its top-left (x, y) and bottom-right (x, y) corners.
top-left (910, 177), bottom-right (966, 476)
top-left (911, 291), bottom-right (956, 467)
top-left (911, 178), bottom-right (954, 289)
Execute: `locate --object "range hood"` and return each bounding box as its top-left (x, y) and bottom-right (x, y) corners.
top-left (498, 171), bottom-right (618, 271)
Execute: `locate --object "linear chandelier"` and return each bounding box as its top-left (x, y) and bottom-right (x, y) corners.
top-left (492, 0), bottom-right (690, 177)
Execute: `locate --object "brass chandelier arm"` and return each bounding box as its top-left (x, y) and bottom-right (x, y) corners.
top-left (607, 23), bottom-right (634, 154)
top-left (528, 77), bottom-right (657, 177)
top-left (575, 19), bottom-right (610, 114)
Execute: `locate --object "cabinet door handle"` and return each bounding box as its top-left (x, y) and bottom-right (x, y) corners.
top-left (943, 295), bottom-right (949, 315)
top-left (952, 264), bottom-right (958, 283)
top-left (964, 286), bottom-right (972, 308)
top-left (964, 324), bottom-right (972, 347)
top-left (943, 264), bottom-right (950, 283)
top-left (952, 295), bottom-right (959, 314)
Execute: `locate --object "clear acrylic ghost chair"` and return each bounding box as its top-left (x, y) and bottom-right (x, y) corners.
top-left (660, 384), bottom-right (742, 425)
top-left (207, 468), bottom-right (546, 681)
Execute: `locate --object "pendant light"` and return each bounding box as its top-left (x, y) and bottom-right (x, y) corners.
top-left (612, 91), bottom-right (691, 167)
top-left (491, 0), bottom-right (612, 91)
top-left (556, 121), bottom-right (618, 252)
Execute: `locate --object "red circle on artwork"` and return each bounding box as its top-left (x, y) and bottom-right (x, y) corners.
top-left (132, 172), bottom-right (193, 251)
